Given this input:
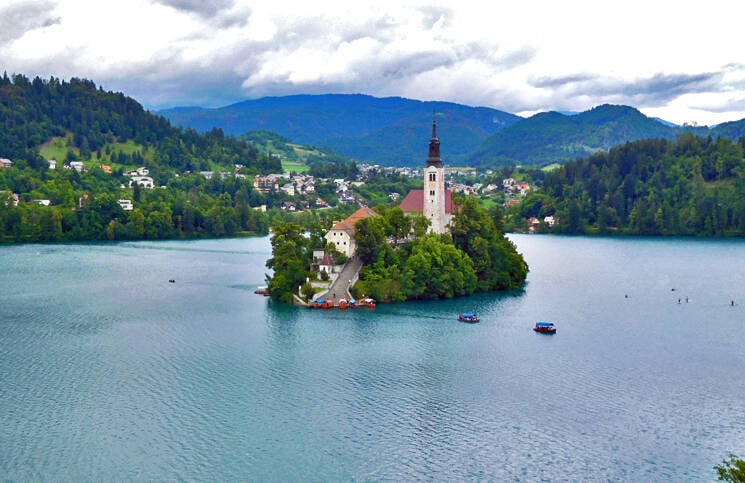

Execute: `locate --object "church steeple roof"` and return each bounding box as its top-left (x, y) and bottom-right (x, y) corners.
top-left (426, 117), bottom-right (442, 168)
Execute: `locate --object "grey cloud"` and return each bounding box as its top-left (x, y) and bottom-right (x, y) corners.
top-left (416, 5), bottom-right (454, 29)
top-left (530, 73), bottom-right (596, 89)
top-left (692, 98), bottom-right (745, 114)
top-left (151, 0), bottom-right (234, 19)
top-left (0, 0), bottom-right (60, 45)
top-left (531, 71), bottom-right (722, 108)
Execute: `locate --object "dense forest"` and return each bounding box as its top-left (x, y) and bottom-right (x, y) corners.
top-left (0, 74), bottom-right (283, 242)
top-left (512, 133), bottom-right (745, 236)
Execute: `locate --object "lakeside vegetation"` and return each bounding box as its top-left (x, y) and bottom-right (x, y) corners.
top-left (507, 134), bottom-right (745, 236)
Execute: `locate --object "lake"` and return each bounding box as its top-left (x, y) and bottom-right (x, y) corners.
top-left (1, 235), bottom-right (744, 481)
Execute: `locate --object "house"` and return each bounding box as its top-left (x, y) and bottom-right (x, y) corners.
top-left (68, 161), bottom-right (84, 172)
top-left (528, 217), bottom-right (541, 233)
top-left (48, 159), bottom-right (57, 170)
top-left (33, 199), bottom-right (51, 206)
top-left (254, 175), bottom-right (279, 193)
top-left (325, 206), bottom-right (378, 258)
top-left (0, 158), bottom-right (12, 168)
top-left (318, 252), bottom-right (335, 278)
top-left (280, 183), bottom-right (295, 196)
top-left (544, 215), bottom-right (556, 228)
top-left (399, 120), bottom-right (453, 234)
top-left (129, 176), bottom-right (154, 188)
top-left (118, 199), bottom-right (134, 211)
top-left (101, 164), bottom-right (112, 173)
top-left (136, 167), bottom-right (149, 176)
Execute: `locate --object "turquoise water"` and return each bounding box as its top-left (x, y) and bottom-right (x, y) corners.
top-left (1, 235), bottom-right (744, 481)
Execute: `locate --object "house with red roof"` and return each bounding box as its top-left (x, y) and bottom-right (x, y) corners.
top-left (325, 206), bottom-right (378, 257)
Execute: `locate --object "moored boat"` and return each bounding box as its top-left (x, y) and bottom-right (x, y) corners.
top-left (338, 298), bottom-right (349, 309)
top-left (533, 321), bottom-right (556, 334)
top-left (360, 297), bottom-right (376, 308)
top-left (458, 313), bottom-right (480, 323)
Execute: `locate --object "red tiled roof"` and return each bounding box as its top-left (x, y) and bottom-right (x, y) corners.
top-left (330, 206), bottom-right (378, 234)
top-left (400, 189), bottom-right (454, 213)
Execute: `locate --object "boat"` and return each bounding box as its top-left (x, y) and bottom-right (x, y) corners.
top-left (458, 313), bottom-right (480, 323)
top-left (360, 297), bottom-right (376, 308)
top-left (254, 285), bottom-right (269, 295)
top-left (338, 298), bottom-right (349, 309)
top-left (533, 321), bottom-right (556, 334)
top-left (310, 299), bottom-right (333, 309)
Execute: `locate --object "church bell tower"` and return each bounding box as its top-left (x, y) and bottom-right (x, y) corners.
top-left (423, 118), bottom-right (446, 234)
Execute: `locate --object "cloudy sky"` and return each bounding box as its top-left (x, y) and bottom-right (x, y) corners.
top-left (2, 0), bottom-right (744, 125)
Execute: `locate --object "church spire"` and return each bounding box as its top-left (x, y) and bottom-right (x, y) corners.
top-left (427, 116), bottom-right (442, 168)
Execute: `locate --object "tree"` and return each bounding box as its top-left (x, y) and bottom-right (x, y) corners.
top-left (354, 216), bottom-right (386, 264)
top-left (715, 454), bottom-right (745, 482)
top-left (266, 222), bottom-right (310, 303)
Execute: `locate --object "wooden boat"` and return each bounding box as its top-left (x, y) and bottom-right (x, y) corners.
top-left (360, 297), bottom-right (376, 308)
top-left (458, 313), bottom-right (480, 323)
top-left (254, 285), bottom-right (269, 295)
top-left (533, 321), bottom-right (556, 334)
top-left (338, 298), bottom-right (349, 309)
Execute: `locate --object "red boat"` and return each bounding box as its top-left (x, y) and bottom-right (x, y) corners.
top-left (533, 321), bottom-right (556, 334)
top-left (360, 297), bottom-right (376, 308)
top-left (458, 313), bottom-right (480, 323)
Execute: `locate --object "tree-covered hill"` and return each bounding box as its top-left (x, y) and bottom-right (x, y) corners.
top-left (0, 74), bottom-right (282, 243)
top-left (158, 94), bottom-right (521, 167)
top-left (516, 133), bottom-right (745, 236)
top-left (0, 73), bottom-right (280, 174)
top-left (470, 104), bottom-right (678, 167)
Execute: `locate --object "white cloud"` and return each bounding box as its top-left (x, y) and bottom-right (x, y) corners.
top-left (0, 0), bottom-right (744, 124)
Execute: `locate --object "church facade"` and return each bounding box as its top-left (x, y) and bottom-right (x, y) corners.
top-left (400, 120), bottom-right (454, 234)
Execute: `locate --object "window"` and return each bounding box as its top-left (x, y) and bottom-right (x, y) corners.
top-left (430, 190), bottom-right (435, 196)
top-left (429, 173), bottom-right (436, 182)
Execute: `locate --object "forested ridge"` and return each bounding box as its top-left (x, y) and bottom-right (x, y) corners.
top-left (0, 74), bottom-right (282, 242)
top-left (519, 134), bottom-right (745, 235)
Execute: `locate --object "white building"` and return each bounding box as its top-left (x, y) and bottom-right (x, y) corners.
top-left (118, 199), bottom-right (134, 211)
top-left (325, 206), bottom-right (378, 258)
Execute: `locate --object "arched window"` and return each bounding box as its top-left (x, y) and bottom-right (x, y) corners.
top-left (429, 173), bottom-right (436, 182)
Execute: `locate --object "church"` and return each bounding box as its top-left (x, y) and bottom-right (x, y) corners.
top-left (399, 119), bottom-right (454, 234)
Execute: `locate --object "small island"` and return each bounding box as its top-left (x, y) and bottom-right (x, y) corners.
top-left (266, 121), bottom-right (528, 305)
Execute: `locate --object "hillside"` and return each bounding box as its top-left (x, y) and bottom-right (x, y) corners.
top-left (158, 94), bottom-right (521, 166)
top-left (514, 134), bottom-right (745, 236)
top-left (469, 105), bottom-right (679, 167)
top-left (0, 74), bottom-right (281, 243)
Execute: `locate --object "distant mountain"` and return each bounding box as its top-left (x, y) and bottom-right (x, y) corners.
top-left (158, 94), bottom-right (521, 167)
top-left (712, 118), bottom-right (745, 140)
top-left (469, 105), bottom-right (678, 167)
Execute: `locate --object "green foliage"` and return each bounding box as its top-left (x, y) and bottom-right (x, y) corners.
top-left (265, 222), bottom-right (311, 304)
top-left (534, 134), bottom-right (745, 236)
top-left (715, 454), bottom-right (745, 482)
top-left (352, 196), bottom-right (526, 302)
top-left (451, 195), bottom-right (528, 290)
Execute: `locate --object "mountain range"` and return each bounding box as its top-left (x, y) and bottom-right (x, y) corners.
top-left (158, 94), bottom-right (745, 168)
